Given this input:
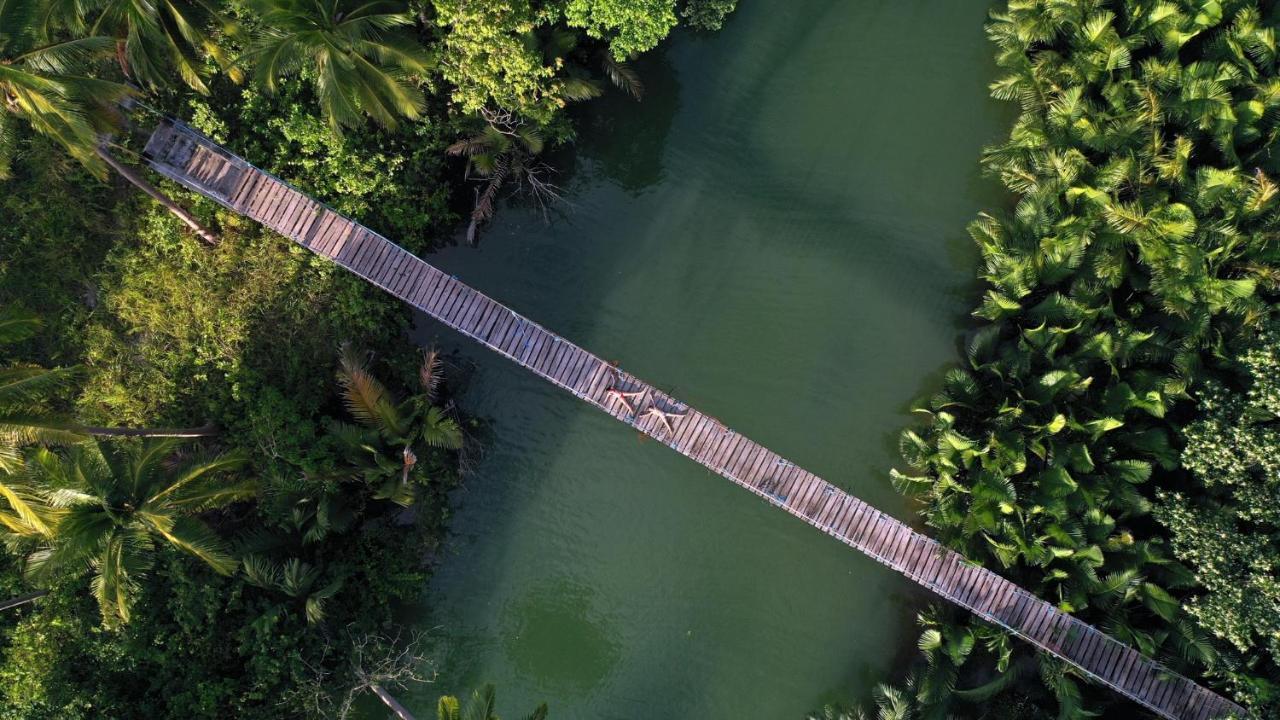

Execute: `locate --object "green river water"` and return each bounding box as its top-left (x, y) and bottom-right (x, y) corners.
top-left (408, 2), bottom-right (1010, 717)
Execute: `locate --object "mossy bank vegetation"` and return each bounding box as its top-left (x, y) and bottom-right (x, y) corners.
top-left (0, 0), bottom-right (737, 717)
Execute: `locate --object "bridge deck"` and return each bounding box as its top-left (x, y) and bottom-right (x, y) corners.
top-left (140, 119), bottom-right (1246, 720)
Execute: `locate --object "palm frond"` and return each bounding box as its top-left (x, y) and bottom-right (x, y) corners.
top-left (336, 343), bottom-right (405, 436)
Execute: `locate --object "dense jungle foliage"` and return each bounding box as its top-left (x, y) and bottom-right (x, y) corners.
top-left (0, 0), bottom-right (735, 716)
top-left (832, 1), bottom-right (1280, 718)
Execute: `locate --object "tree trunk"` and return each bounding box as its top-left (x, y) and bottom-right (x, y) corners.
top-left (95, 146), bottom-right (220, 246)
top-left (75, 422), bottom-right (219, 438)
top-left (369, 684), bottom-right (416, 720)
top-left (0, 590), bottom-right (47, 612)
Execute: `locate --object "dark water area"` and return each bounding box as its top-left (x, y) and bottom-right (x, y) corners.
top-left (406, 1), bottom-right (1011, 717)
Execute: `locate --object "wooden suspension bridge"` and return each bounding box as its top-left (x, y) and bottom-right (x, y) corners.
top-left (140, 118), bottom-right (1246, 720)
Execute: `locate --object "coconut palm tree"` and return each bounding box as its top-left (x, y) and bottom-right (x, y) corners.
top-left (1, 0), bottom-right (218, 242)
top-left (329, 344), bottom-right (462, 506)
top-left (22, 438), bottom-right (254, 625)
top-left (246, 0), bottom-right (431, 133)
top-left (46, 0), bottom-right (239, 94)
top-left (0, 0), bottom-right (129, 178)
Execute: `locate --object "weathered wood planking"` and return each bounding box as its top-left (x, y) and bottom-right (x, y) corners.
top-left (141, 119), bottom-right (1247, 720)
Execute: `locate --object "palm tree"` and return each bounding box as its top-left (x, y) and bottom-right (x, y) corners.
top-left (0, 0), bottom-right (129, 178)
top-left (330, 344), bottom-right (462, 507)
top-left (76, 0), bottom-right (238, 94)
top-left (446, 108), bottom-right (556, 245)
top-left (240, 555), bottom-right (342, 625)
top-left (246, 0), bottom-right (431, 133)
top-left (1, 0), bottom-right (218, 242)
top-left (437, 685), bottom-right (548, 720)
top-left (22, 438), bottom-right (254, 625)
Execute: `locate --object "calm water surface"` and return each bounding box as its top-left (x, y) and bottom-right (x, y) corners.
top-left (408, 2), bottom-right (1009, 717)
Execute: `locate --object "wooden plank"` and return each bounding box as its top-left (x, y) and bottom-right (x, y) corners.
top-left (324, 216), bottom-right (357, 258)
top-left (472, 297), bottom-right (504, 337)
top-left (670, 410), bottom-right (702, 450)
top-left (535, 336), bottom-right (564, 374)
top-left (1151, 675), bottom-right (1178, 714)
top-left (307, 212), bottom-right (339, 253)
top-left (861, 514), bottom-right (890, 555)
top-left (442, 284), bottom-right (473, 326)
top-left (360, 237), bottom-right (395, 279)
top-left (899, 535), bottom-right (929, 577)
top-left (811, 486), bottom-right (838, 525)
top-left (544, 342), bottom-right (571, 380)
top-left (483, 308), bottom-right (514, 345)
top-left (384, 257), bottom-right (415, 297)
top-left (792, 473), bottom-right (819, 514)
top-left (407, 265), bottom-right (442, 306)
top-left (436, 284), bottom-right (468, 326)
top-left (564, 351), bottom-right (594, 391)
top-left (351, 231), bottom-right (387, 272)
top-left (393, 253), bottom-right (424, 296)
top-left (683, 417), bottom-right (717, 459)
top-left (445, 287), bottom-right (479, 327)
top-left (382, 248), bottom-right (412, 291)
top-left (425, 275), bottom-right (458, 315)
top-left (242, 178), bottom-right (271, 217)
top-left (565, 350), bottom-right (592, 388)
top-left (768, 464), bottom-right (798, 501)
top-left (330, 222), bottom-right (364, 264)
top-left (818, 495), bottom-right (845, 529)
top-left (509, 321), bottom-right (537, 363)
top-left (518, 326), bottom-right (546, 366)
top-left (494, 316), bottom-right (524, 356)
top-left (245, 179), bottom-right (278, 216)
top-left (290, 203), bottom-right (321, 243)
top-left (498, 316), bottom-right (529, 357)
top-left (272, 191), bottom-right (302, 231)
top-left (835, 501), bottom-right (863, 538)
top-left (833, 498), bottom-right (860, 535)
top-left (709, 433), bottom-right (741, 471)
top-left (258, 183), bottom-right (290, 225)
top-left (719, 435), bottom-right (749, 474)
top-left (459, 296), bottom-right (493, 335)
top-left (563, 351), bottom-right (592, 390)
top-left (270, 188), bottom-right (299, 228)
top-left (890, 528), bottom-right (917, 567)
top-left (803, 481), bottom-right (830, 518)
top-left (395, 263), bottom-right (428, 303)
top-left (555, 350), bottom-right (585, 390)
top-left (483, 311), bottom-right (515, 347)
top-left (524, 330), bottom-right (551, 368)
top-left (792, 474), bottom-right (822, 514)
top-left (918, 541), bottom-right (946, 583)
top-left (545, 342), bottom-right (573, 379)
top-left (742, 449), bottom-right (774, 487)
top-left (729, 444), bottom-right (761, 480)
top-left (846, 504), bottom-right (874, 544)
top-left (229, 170), bottom-right (261, 209)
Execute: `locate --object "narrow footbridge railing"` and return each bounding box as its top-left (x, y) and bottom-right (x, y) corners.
top-left (140, 119), bottom-right (1247, 720)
